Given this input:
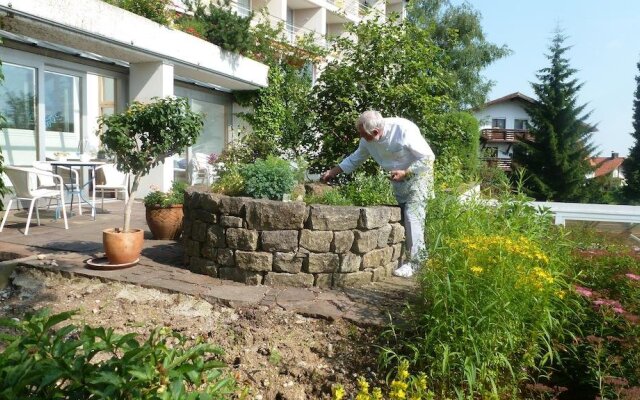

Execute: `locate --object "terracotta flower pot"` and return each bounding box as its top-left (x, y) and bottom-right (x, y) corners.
top-left (145, 204), bottom-right (184, 240)
top-left (102, 228), bottom-right (144, 265)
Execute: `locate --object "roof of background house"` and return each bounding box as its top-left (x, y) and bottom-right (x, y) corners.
top-left (589, 155), bottom-right (625, 178)
top-left (482, 92), bottom-right (537, 108)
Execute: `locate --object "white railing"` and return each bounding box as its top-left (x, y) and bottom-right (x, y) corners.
top-left (531, 202), bottom-right (640, 226)
top-left (257, 13), bottom-right (328, 49)
top-left (458, 188), bottom-right (640, 227)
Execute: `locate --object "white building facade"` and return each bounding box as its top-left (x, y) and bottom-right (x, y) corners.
top-left (0, 0), bottom-right (269, 196)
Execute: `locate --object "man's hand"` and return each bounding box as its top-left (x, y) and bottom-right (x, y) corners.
top-left (321, 166), bottom-right (342, 183)
top-left (390, 169), bottom-right (409, 182)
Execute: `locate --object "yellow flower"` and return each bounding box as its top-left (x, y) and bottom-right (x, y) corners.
top-left (390, 380), bottom-right (408, 399)
top-left (470, 266), bottom-right (484, 275)
top-left (357, 376), bottom-right (370, 393)
top-left (332, 384), bottom-right (345, 400)
top-left (555, 290), bottom-right (566, 299)
top-left (371, 388), bottom-right (383, 400)
top-left (397, 359), bottom-right (410, 381)
top-left (417, 373), bottom-right (428, 391)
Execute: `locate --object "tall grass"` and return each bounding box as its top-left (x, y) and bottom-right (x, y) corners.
top-left (380, 184), bottom-right (581, 398)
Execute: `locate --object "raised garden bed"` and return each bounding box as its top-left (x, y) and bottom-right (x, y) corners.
top-left (182, 191), bottom-right (405, 288)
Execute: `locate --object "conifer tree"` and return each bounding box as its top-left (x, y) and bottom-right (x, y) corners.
top-left (621, 61), bottom-right (640, 204)
top-left (513, 32), bottom-right (596, 201)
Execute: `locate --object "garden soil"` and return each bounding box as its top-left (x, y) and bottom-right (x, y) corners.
top-left (0, 267), bottom-right (408, 399)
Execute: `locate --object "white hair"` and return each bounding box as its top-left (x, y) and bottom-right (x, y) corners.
top-left (356, 110), bottom-right (384, 134)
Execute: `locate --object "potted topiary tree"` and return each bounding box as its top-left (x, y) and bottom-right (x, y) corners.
top-left (97, 97), bottom-right (203, 265)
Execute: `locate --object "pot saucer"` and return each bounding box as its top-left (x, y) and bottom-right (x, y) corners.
top-left (85, 257), bottom-right (139, 270)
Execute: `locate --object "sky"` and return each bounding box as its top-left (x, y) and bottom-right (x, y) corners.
top-left (458, 0), bottom-right (640, 157)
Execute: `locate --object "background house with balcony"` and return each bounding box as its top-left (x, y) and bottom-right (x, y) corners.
top-left (473, 92), bottom-right (535, 172)
top-left (0, 0), bottom-right (269, 197)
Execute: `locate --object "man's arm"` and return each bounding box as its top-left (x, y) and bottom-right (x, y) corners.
top-left (404, 130), bottom-right (435, 178)
top-left (321, 142), bottom-right (370, 182)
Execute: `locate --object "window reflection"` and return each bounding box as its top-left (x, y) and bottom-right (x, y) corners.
top-left (45, 71), bottom-right (78, 132)
top-left (0, 63), bottom-right (36, 130)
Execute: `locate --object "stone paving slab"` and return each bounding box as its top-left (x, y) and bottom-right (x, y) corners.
top-left (0, 200), bottom-right (416, 326)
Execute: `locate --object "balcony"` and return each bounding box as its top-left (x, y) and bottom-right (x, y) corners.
top-left (256, 13), bottom-right (328, 49)
top-left (327, 0), bottom-right (360, 20)
top-left (480, 157), bottom-right (513, 171)
top-left (481, 129), bottom-right (533, 142)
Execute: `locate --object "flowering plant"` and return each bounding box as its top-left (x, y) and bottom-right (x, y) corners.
top-left (143, 181), bottom-right (188, 208)
top-left (207, 152), bottom-right (219, 165)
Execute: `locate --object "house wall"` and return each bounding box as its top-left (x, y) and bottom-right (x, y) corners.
top-left (473, 101), bottom-right (531, 130)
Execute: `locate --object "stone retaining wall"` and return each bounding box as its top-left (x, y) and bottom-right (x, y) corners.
top-left (182, 191), bottom-right (405, 288)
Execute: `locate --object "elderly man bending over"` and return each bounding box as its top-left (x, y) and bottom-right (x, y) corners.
top-left (321, 110), bottom-right (435, 278)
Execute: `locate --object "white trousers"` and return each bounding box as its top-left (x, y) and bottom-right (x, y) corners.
top-left (391, 168), bottom-right (432, 264)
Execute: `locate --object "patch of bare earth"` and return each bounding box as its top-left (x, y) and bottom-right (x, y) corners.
top-left (0, 267), bottom-right (391, 399)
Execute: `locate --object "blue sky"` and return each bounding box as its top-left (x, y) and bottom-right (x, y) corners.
top-left (460, 0), bottom-right (640, 156)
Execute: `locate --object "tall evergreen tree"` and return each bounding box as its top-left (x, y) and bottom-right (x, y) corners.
top-left (513, 32), bottom-right (596, 201)
top-left (621, 61), bottom-right (640, 204)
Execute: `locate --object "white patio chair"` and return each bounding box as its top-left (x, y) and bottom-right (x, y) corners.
top-left (33, 160), bottom-right (83, 215)
top-left (94, 163), bottom-right (129, 211)
top-left (0, 166), bottom-right (68, 235)
top-left (189, 152), bottom-right (220, 185)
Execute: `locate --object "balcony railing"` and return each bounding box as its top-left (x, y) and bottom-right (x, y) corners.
top-left (480, 157), bottom-right (513, 171)
top-left (481, 129), bottom-right (533, 142)
top-left (329, 0), bottom-right (360, 18)
top-left (256, 14), bottom-right (328, 49)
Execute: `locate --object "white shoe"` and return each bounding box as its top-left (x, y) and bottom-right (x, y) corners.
top-left (392, 263), bottom-right (414, 278)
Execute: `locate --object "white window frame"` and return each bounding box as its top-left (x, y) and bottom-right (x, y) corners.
top-left (0, 46), bottom-right (127, 164)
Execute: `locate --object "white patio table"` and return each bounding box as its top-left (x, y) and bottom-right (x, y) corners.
top-left (50, 160), bottom-right (105, 220)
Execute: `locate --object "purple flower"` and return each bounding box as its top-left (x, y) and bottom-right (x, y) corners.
top-left (574, 285), bottom-right (593, 297)
top-left (207, 152), bottom-right (219, 165)
top-left (625, 273), bottom-right (640, 281)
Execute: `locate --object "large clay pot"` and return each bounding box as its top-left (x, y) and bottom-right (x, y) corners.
top-left (103, 228), bottom-right (144, 265)
top-left (145, 205), bottom-right (184, 240)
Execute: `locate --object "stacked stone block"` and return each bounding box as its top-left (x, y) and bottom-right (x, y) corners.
top-left (183, 191), bottom-right (405, 288)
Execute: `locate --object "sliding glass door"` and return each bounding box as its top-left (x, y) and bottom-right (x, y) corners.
top-left (0, 63), bottom-right (37, 166)
top-left (174, 84), bottom-right (231, 183)
top-left (44, 71), bottom-right (81, 158)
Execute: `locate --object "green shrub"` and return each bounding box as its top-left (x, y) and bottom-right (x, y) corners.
top-left (239, 156), bottom-right (296, 201)
top-left (304, 189), bottom-right (352, 206)
top-left (104, 0), bottom-right (171, 25)
top-left (212, 164), bottom-right (246, 197)
top-left (338, 171), bottom-right (396, 206)
top-left (186, 0), bottom-right (254, 54)
top-left (0, 309), bottom-right (239, 399)
top-left (477, 163), bottom-right (511, 198)
top-left (143, 181), bottom-right (188, 207)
